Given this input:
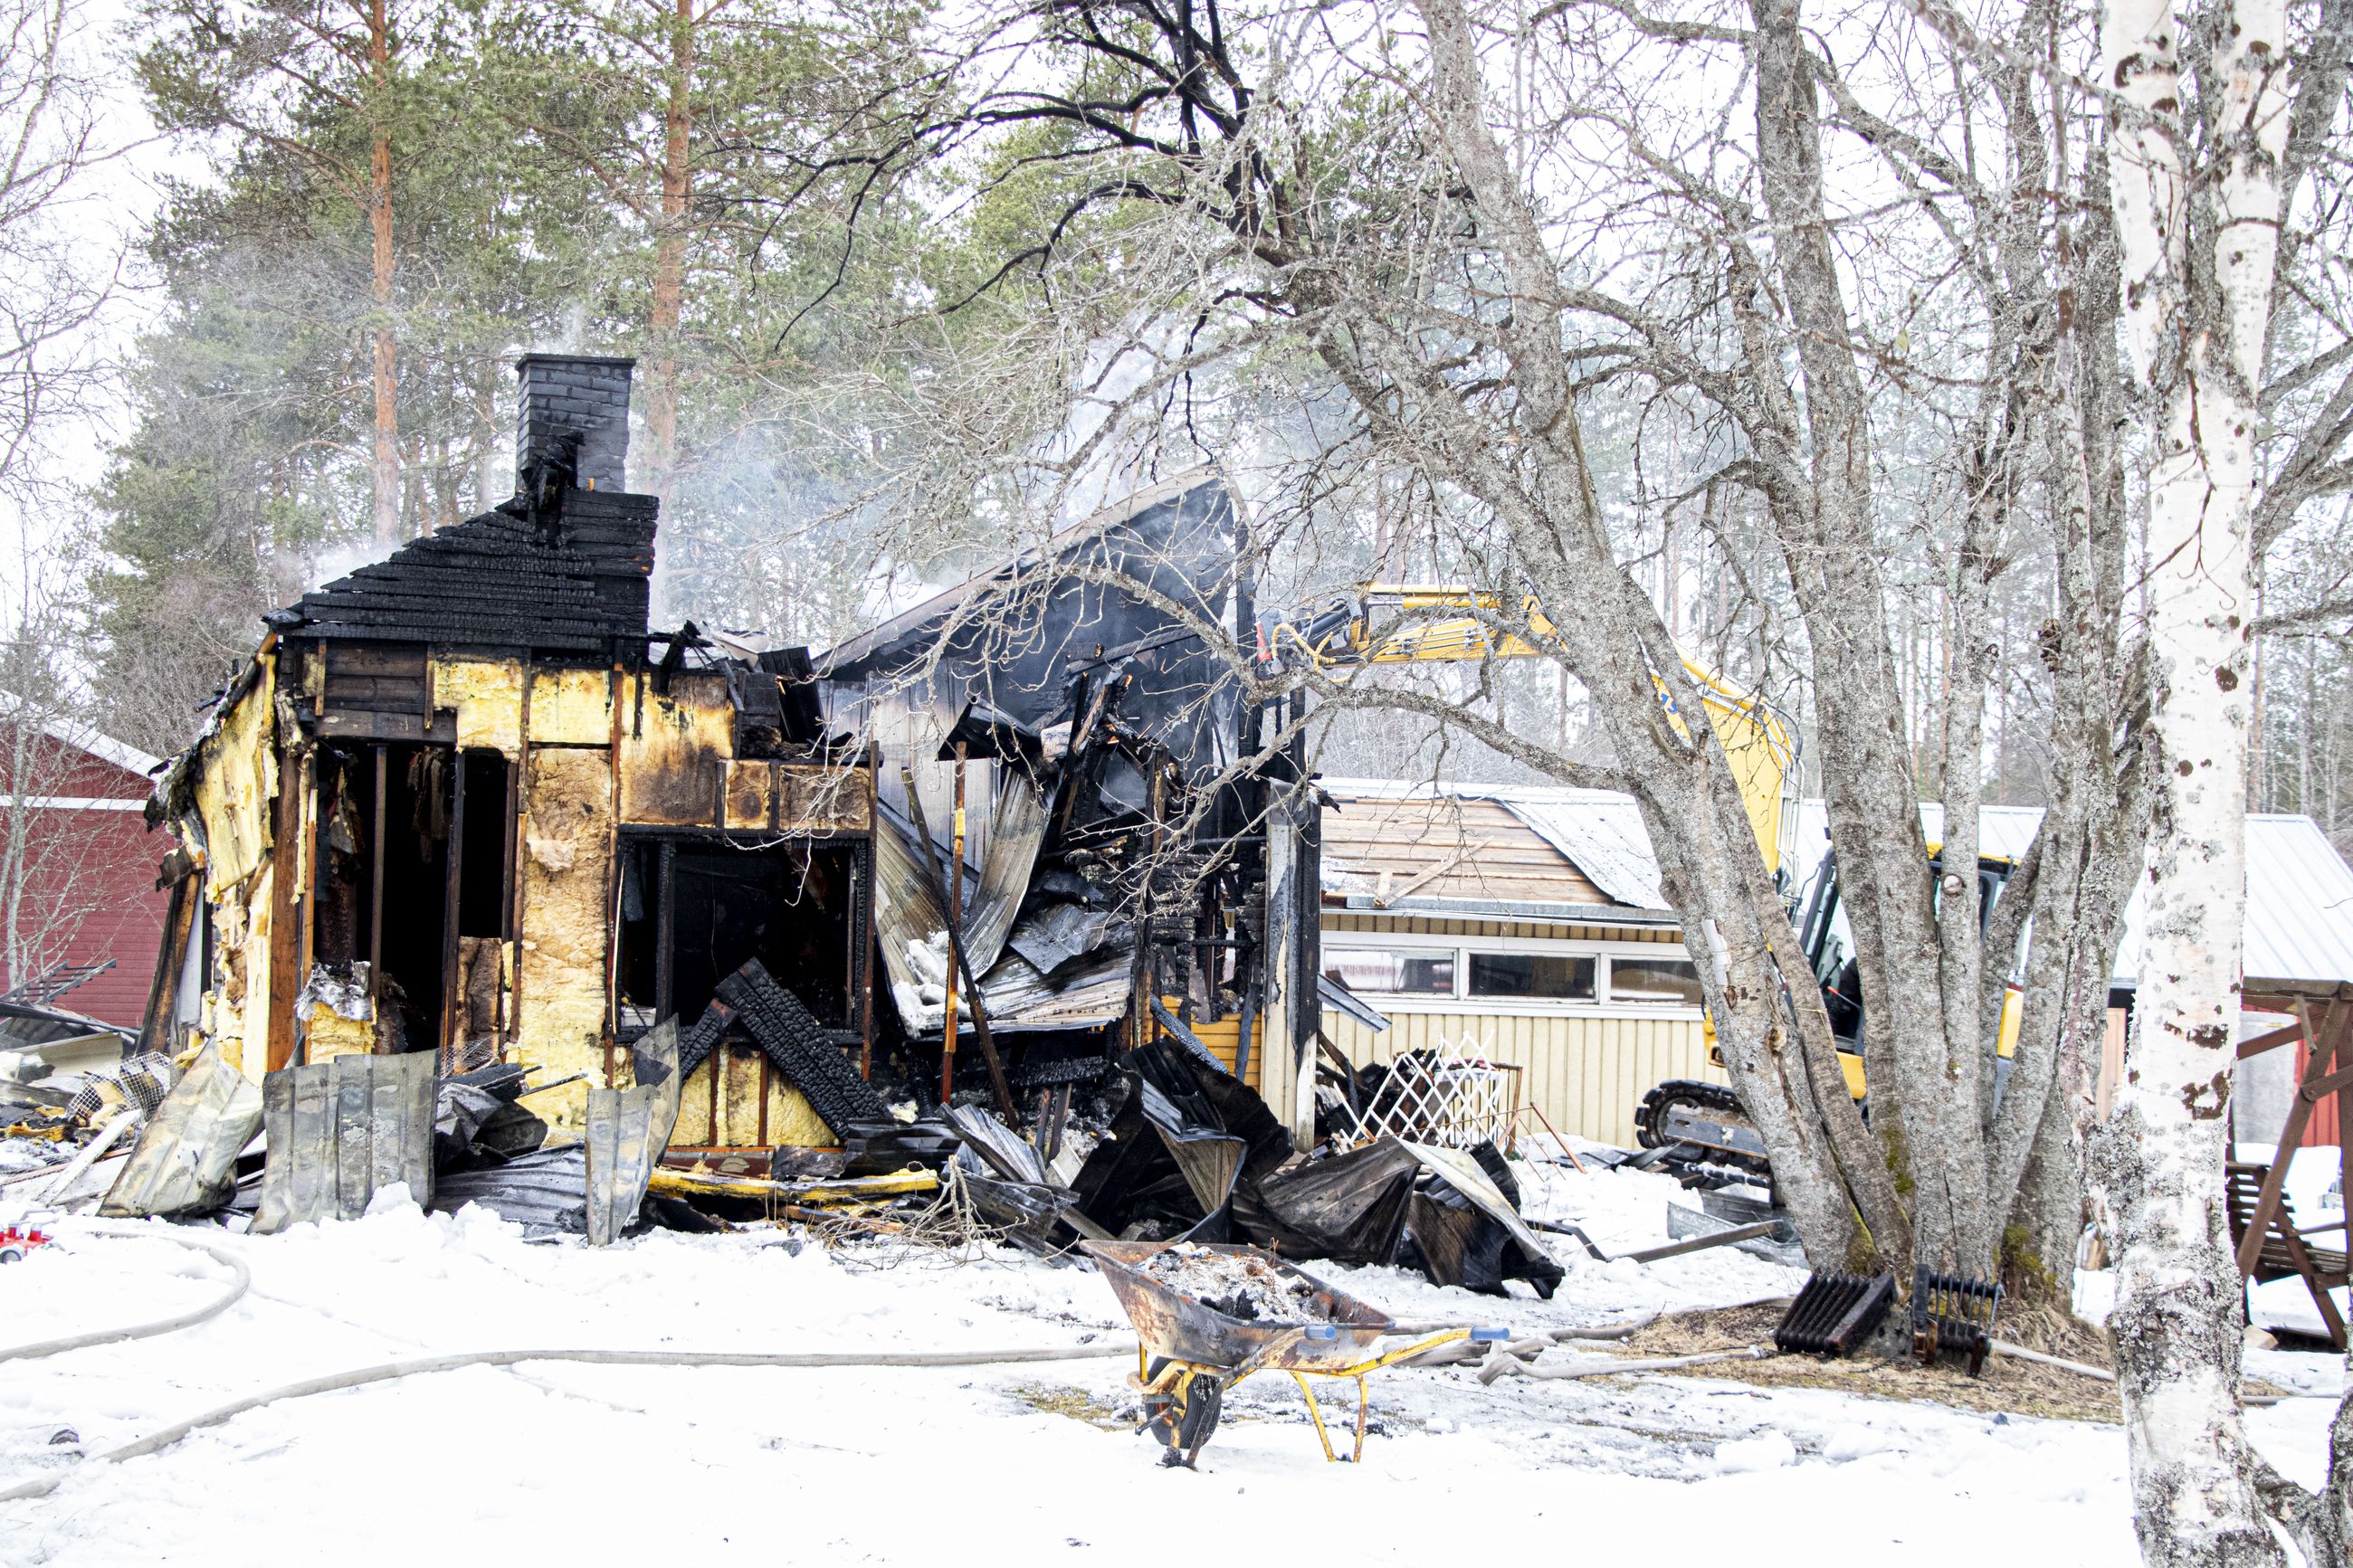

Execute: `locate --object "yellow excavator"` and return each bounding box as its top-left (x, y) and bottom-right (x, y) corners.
top-left (1270, 584), bottom-right (2022, 1181)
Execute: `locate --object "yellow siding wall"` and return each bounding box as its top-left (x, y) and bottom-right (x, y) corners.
top-left (1167, 1006), bottom-right (1262, 1092)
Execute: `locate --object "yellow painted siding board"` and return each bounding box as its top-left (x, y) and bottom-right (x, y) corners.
top-left (616, 673), bottom-right (732, 826)
top-left (724, 761), bottom-right (776, 829)
top-left (1161, 1003), bottom-right (1262, 1090)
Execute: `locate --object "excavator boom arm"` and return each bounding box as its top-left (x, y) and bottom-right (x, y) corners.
top-left (1266, 584), bottom-right (1797, 877)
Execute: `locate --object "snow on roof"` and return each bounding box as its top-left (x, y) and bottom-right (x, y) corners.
top-left (1335, 780), bottom-right (2353, 988)
top-left (1793, 800), bottom-right (2353, 986)
top-left (0, 688), bottom-right (165, 780)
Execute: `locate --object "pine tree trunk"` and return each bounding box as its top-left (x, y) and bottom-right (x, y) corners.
top-left (2097, 3), bottom-right (2290, 1562)
top-left (367, 0), bottom-right (398, 547)
top-left (646, 0), bottom-right (691, 508)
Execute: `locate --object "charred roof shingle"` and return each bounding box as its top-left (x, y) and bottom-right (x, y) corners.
top-left (264, 493), bottom-right (658, 660)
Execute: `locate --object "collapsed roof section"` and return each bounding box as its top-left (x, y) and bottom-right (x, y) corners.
top-left (821, 474), bottom-right (1244, 787)
top-left (821, 472), bottom-right (1323, 1143)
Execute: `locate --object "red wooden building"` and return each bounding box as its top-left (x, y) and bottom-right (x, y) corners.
top-left (0, 715), bottom-right (171, 1030)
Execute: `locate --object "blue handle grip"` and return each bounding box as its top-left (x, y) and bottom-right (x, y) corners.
top-left (1469, 1326), bottom-right (1509, 1343)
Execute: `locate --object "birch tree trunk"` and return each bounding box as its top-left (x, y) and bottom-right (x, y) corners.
top-left (2097, 2), bottom-right (2289, 1562)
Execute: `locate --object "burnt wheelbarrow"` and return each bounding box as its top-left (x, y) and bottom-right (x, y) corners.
top-left (1083, 1240), bottom-right (1505, 1467)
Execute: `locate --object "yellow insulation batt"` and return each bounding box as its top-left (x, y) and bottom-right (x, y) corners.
top-left (513, 747), bottom-right (614, 1136)
top-left (527, 667), bottom-right (615, 746)
top-left (672, 1047), bottom-right (834, 1148)
top-left (430, 658), bottom-right (525, 755)
top-left (192, 663), bottom-right (277, 890)
top-left (302, 1009), bottom-right (376, 1061)
top-left (234, 868), bottom-right (274, 1081)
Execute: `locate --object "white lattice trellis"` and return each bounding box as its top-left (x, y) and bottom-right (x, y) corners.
top-left (1343, 1036), bottom-right (1517, 1150)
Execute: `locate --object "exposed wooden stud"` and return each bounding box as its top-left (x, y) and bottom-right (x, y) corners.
top-left (138, 871), bottom-right (200, 1058)
top-left (654, 838), bottom-right (676, 1019)
top-left (264, 741), bottom-right (311, 1073)
top-left (368, 745), bottom-right (386, 1031)
top-left (438, 750), bottom-right (467, 1065)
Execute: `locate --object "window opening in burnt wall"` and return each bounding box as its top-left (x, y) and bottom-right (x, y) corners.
top-left (614, 835), bottom-right (856, 1035)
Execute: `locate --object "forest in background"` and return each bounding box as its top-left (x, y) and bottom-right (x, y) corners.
top-left (11, 0), bottom-right (2336, 862)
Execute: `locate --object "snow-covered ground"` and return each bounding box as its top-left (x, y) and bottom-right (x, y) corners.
top-left (0, 1155), bottom-right (2338, 1567)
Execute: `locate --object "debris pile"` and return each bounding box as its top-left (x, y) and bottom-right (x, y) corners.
top-left (1138, 1243), bottom-right (1326, 1324)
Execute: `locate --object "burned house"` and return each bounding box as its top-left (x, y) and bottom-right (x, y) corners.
top-left (119, 369), bottom-right (1569, 1297)
top-left (148, 356), bottom-right (874, 1154)
top-left (145, 366), bottom-right (1324, 1169)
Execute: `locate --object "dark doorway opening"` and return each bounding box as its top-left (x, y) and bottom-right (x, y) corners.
top-left (309, 740), bottom-right (452, 1053)
top-left (456, 750), bottom-right (511, 939)
top-left (615, 836), bottom-right (858, 1033)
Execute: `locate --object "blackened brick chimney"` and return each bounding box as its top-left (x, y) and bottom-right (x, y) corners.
top-left (515, 353), bottom-right (635, 494)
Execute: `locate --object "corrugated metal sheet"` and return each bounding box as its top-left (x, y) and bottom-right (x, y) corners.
top-left (251, 1051), bottom-right (435, 1232)
top-left (1793, 801), bottom-right (2353, 986)
top-left (1492, 792), bottom-right (1665, 909)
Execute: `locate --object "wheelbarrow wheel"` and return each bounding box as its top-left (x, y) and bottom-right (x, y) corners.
top-left (1147, 1371), bottom-right (1223, 1467)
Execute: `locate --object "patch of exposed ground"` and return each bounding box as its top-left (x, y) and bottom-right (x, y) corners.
top-left (1013, 1383), bottom-right (1138, 1430)
top-left (1609, 1299), bottom-right (2169, 1423)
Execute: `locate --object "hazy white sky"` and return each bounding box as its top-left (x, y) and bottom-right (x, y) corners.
top-left (4, 0), bottom-right (195, 576)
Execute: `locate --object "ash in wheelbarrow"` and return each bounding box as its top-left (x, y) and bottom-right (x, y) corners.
top-left (1085, 1240), bottom-right (1503, 1467)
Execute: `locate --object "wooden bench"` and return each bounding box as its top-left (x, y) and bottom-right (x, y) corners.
top-left (2225, 1161), bottom-right (2350, 1348)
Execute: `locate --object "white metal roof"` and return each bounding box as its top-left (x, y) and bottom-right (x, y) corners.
top-left (1331, 781), bottom-right (2353, 988)
top-left (0, 690), bottom-right (165, 782)
top-left (2141, 813), bottom-right (2353, 987)
top-left (1791, 800), bottom-right (2353, 986)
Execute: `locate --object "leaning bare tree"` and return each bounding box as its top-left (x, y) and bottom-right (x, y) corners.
top-left (790, 0), bottom-right (2177, 1315)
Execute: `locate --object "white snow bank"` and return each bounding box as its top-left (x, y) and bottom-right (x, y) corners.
top-left (0, 1156), bottom-right (2332, 1568)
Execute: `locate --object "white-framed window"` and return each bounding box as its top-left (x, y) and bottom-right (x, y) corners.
top-left (1321, 946), bottom-right (1456, 996)
top-left (1319, 927), bottom-right (1705, 1017)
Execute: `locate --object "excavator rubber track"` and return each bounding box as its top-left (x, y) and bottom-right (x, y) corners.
top-left (1634, 1079), bottom-right (1775, 1183)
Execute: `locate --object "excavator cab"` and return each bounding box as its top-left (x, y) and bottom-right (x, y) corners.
top-left (1793, 847), bottom-right (2023, 1069)
top-left (1643, 844), bottom-right (2027, 1186)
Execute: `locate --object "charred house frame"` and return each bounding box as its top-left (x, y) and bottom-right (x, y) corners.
top-left (145, 359), bottom-right (1319, 1165)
